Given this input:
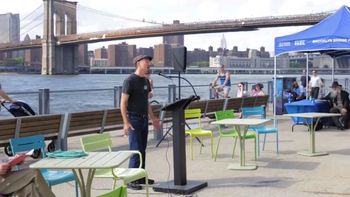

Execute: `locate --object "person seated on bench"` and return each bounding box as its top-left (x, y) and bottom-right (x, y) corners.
top-left (287, 81), bottom-right (306, 102)
top-left (322, 81), bottom-right (350, 130)
top-left (0, 162), bottom-right (55, 196)
top-left (251, 83), bottom-right (265, 96)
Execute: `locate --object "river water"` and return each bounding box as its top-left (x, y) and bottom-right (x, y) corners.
top-left (0, 73), bottom-right (349, 115)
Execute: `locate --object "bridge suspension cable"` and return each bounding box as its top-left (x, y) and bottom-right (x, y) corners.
top-left (54, 1), bottom-right (166, 25)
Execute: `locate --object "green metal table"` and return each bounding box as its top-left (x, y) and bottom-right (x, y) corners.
top-left (211, 118), bottom-right (270, 170)
top-left (30, 151), bottom-right (134, 197)
top-left (284, 112), bottom-right (341, 157)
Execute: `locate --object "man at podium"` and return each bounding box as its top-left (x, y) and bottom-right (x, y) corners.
top-left (120, 55), bottom-right (161, 190)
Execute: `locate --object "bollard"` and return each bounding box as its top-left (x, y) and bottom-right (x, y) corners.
top-left (168, 84), bottom-right (176, 103)
top-left (39, 89), bottom-right (50, 114)
top-left (114, 86), bottom-right (123, 108)
top-left (209, 83), bottom-right (215, 99)
top-left (268, 81), bottom-right (273, 103)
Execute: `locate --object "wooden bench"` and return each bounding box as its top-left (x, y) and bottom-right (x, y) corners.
top-left (225, 97), bottom-right (243, 112)
top-left (205, 98), bottom-right (226, 118)
top-left (0, 114), bottom-right (65, 153)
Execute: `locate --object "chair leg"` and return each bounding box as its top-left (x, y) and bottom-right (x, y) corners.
top-left (112, 179), bottom-right (117, 189)
top-left (276, 132), bottom-right (279, 154)
top-left (257, 134), bottom-right (260, 156)
top-left (199, 137), bottom-right (203, 154)
top-left (145, 174), bottom-right (149, 197)
top-left (214, 136), bottom-right (222, 161)
top-left (232, 137), bottom-right (237, 159)
top-left (254, 136), bottom-right (257, 160)
top-left (262, 134), bottom-right (267, 151)
top-left (210, 134), bottom-right (213, 158)
top-left (190, 136), bottom-right (193, 160)
top-left (75, 181), bottom-right (79, 197)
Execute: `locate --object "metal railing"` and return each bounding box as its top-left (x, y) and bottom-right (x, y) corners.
top-left (3, 78), bottom-right (349, 115)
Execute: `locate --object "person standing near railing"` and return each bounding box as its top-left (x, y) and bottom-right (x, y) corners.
top-left (120, 55), bottom-right (161, 190)
top-left (309, 70), bottom-right (323, 99)
top-left (211, 64), bottom-right (231, 98)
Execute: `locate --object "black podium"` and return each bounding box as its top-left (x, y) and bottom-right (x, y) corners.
top-left (153, 96), bottom-right (208, 195)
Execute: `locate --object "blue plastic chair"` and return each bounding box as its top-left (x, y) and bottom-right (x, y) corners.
top-left (9, 135), bottom-right (79, 196)
top-left (241, 106), bottom-right (279, 156)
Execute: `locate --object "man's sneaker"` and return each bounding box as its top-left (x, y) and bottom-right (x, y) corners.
top-left (127, 182), bottom-right (142, 190)
top-left (137, 178), bottom-right (155, 185)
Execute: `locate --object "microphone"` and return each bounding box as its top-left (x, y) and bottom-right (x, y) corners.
top-left (158, 72), bottom-right (171, 79)
top-left (158, 72), bottom-right (199, 99)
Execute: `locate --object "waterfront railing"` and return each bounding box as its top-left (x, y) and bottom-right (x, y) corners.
top-left (2, 78), bottom-right (348, 116)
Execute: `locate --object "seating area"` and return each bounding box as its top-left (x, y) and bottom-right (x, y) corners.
top-left (0, 95), bottom-right (284, 196)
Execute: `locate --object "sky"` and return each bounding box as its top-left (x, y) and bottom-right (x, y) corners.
top-left (0, 0), bottom-right (349, 54)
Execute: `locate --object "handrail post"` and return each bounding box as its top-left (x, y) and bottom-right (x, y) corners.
top-left (39, 88), bottom-right (50, 114)
top-left (114, 86), bottom-right (122, 108)
top-left (209, 83), bottom-right (215, 99)
top-left (268, 81), bottom-right (273, 103)
top-left (168, 84), bottom-right (176, 103)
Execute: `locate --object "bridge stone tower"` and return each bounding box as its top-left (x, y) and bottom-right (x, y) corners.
top-left (42, 0), bottom-right (78, 75)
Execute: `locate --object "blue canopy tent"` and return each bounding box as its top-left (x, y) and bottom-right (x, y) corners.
top-left (272, 5), bottom-right (350, 125)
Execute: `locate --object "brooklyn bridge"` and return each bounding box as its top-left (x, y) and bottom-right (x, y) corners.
top-left (0, 0), bottom-right (333, 75)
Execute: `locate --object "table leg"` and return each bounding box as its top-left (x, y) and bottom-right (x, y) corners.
top-left (73, 169), bottom-right (87, 197)
top-left (85, 169), bottom-right (96, 197)
top-left (227, 125), bottom-right (257, 170)
top-left (298, 117), bottom-right (328, 157)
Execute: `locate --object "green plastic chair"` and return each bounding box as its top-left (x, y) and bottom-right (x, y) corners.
top-left (80, 133), bottom-right (149, 196)
top-left (97, 186), bottom-right (127, 197)
top-left (214, 110), bottom-right (257, 161)
top-left (185, 108), bottom-right (213, 160)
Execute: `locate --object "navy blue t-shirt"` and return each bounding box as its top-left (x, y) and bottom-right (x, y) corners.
top-left (122, 73), bottom-right (150, 115)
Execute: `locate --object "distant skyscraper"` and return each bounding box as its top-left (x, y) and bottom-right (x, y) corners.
top-left (78, 44), bottom-right (88, 66)
top-left (220, 34), bottom-right (227, 56)
top-left (153, 43), bottom-right (172, 67)
top-left (163, 20), bottom-right (184, 46)
top-left (0, 13), bottom-right (20, 58)
top-left (108, 42), bottom-right (136, 67)
top-left (95, 46), bottom-right (108, 59)
top-left (0, 13), bottom-right (20, 44)
top-left (24, 35), bottom-right (41, 67)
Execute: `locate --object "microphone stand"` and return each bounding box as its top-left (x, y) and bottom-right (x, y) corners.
top-left (159, 72), bottom-right (199, 100)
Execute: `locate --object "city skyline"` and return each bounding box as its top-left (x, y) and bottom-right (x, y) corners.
top-left (0, 0), bottom-right (348, 54)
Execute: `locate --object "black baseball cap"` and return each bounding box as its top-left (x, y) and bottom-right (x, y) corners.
top-left (133, 55), bottom-right (152, 65)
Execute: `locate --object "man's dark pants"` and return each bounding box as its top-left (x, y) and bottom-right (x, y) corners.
top-left (128, 114), bottom-right (149, 169)
top-left (310, 87), bottom-right (319, 99)
top-left (330, 107), bottom-right (349, 129)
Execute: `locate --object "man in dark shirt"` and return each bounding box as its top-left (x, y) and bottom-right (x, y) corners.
top-left (121, 55), bottom-right (160, 190)
top-left (322, 81), bottom-right (350, 130)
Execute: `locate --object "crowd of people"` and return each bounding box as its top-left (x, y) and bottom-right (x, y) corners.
top-left (286, 69), bottom-right (349, 130)
top-left (211, 64), bottom-right (265, 99)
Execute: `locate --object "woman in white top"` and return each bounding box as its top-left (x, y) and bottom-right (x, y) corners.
top-left (236, 82), bottom-right (248, 98)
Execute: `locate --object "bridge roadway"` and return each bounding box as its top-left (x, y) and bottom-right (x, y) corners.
top-left (0, 12), bottom-right (331, 51)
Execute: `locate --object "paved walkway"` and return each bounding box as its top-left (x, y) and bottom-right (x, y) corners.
top-left (3, 116), bottom-right (350, 197)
